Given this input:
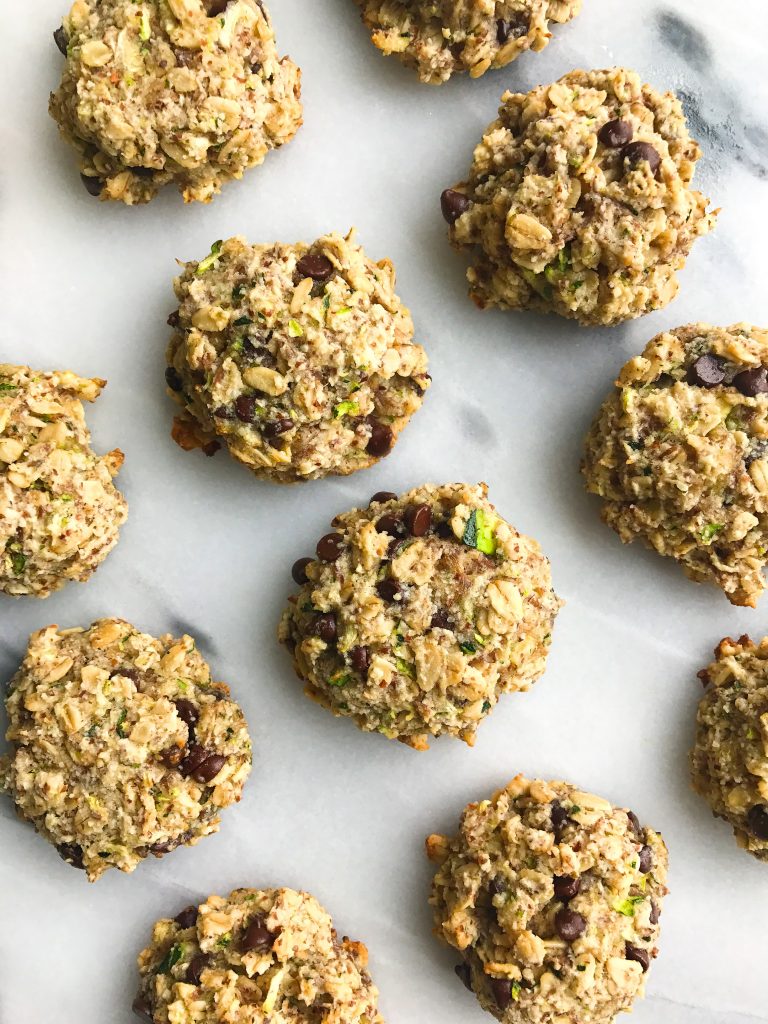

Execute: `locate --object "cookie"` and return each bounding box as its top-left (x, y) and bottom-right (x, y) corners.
top-left (49, 0), bottom-right (302, 204)
top-left (583, 323), bottom-right (768, 606)
top-left (278, 483), bottom-right (560, 748)
top-left (692, 634), bottom-right (768, 860)
top-left (0, 619), bottom-right (252, 881)
top-left (355, 0), bottom-right (581, 85)
top-left (133, 887), bottom-right (383, 1023)
top-left (427, 775), bottom-right (668, 1024)
top-left (441, 68), bottom-right (717, 326)
top-left (0, 364), bottom-right (127, 598)
top-left (167, 231), bottom-right (430, 482)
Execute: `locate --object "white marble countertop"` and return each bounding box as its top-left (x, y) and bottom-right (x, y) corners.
top-left (2, 1), bottom-right (768, 1022)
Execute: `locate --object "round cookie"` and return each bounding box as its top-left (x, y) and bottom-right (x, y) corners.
top-left (441, 67), bottom-right (717, 326)
top-left (278, 483), bottom-right (560, 748)
top-left (167, 232), bottom-right (430, 482)
top-left (355, 0), bottom-right (582, 85)
top-left (0, 364), bottom-right (127, 599)
top-left (133, 887), bottom-right (383, 1023)
top-left (583, 323), bottom-right (768, 606)
top-left (49, 0), bottom-right (302, 204)
top-left (0, 619), bottom-right (251, 881)
top-left (692, 634), bottom-right (768, 860)
top-left (427, 775), bottom-right (668, 1024)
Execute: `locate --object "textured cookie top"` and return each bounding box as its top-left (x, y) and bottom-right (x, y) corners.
top-left (583, 323), bottom-right (768, 606)
top-left (692, 635), bottom-right (768, 861)
top-left (427, 776), bottom-right (668, 1024)
top-left (167, 232), bottom-right (430, 482)
top-left (49, 0), bottom-right (302, 204)
top-left (443, 67), bottom-right (717, 326)
top-left (0, 619), bottom-right (252, 881)
top-left (0, 364), bottom-right (126, 598)
top-left (279, 483), bottom-right (560, 748)
top-left (134, 887), bottom-right (384, 1023)
top-left (356, 0), bottom-right (581, 85)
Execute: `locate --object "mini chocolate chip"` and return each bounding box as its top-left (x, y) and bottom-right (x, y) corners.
top-left (553, 875), bottom-right (581, 902)
top-left (440, 188), bottom-right (471, 224)
top-left (186, 953), bottom-right (210, 986)
top-left (367, 420), bottom-right (394, 457)
top-left (376, 578), bottom-right (403, 602)
top-left (54, 25), bottom-right (69, 54)
top-left (160, 745), bottom-right (185, 769)
top-left (262, 417), bottom-right (293, 438)
top-left (488, 876), bottom-right (506, 898)
top-left (81, 174), bottom-right (103, 197)
top-left (167, 310), bottom-right (181, 328)
top-left (149, 840), bottom-right (173, 855)
top-left (214, 405), bottom-right (236, 419)
top-left (165, 367), bottom-right (183, 393)
top-left (621, 141), bottom-right (661, 177)
top-left (350, 646), bottom-right (371, 675)
top-left (316, 532), bottom-right (344, 562)
top-left (598, 119), bottom-right (633, 148)
top-left (192, 753), bottom-right (226, 784)
top-left (490, 977), bottom-right (512, 1010)
top-left (625, 943), bottom-right (650, 972)
top-left (454, 963), bottom-right (472, 991)
top-left (370, 491), bottom-right (397, 505)
top-left (174, 699), bottom-right (199, 733)
top-left (376, 514), bottom-right (403, 537)
top-left (57, 842), bottom-right (85, 870)
top-left (291, 557), bottom-right (313, 585)
top-left (649, 901), bottom-right (660, 924)
top-left (177, 743), bottom-right (210, 778)
top-left (206, 0), bottom-right (229, 15)
top-left (746, 804), bottom-right (768, 840)
top-left (638, 845), bottom-right (652, 873)
top-left (235, 394), bottom-right (258, 422)
top-left (686, 354), bottom-right (726, 387)
top-left (555, 908), bottom-right (586, 943)
top-left (550, 800), bottom-right (571, 834)
top-left (626, 810), bottom-right (642, 838)
top-left (112, 667), bottom-right (139, 683)
top-left (733, 366), bottom-right (768, 397)
top-left (312, 613), bottom-right (337, 643)
top-left (132, 992), bottom-right (153, 1020)
top-left (240, 916), bottom-right (273, 952)
top-left (430, 609), bottom-right (453, 630)
top-left (296, 253), bottom-right (334, 281)
top-left (496, 13), bottom-right (529, 42)
top-left (405, 503), bottom-right (432, 537)
top-left (174, 905), bottom-right (199, 929)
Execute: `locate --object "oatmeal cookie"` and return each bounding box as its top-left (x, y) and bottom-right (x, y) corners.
top-left (167, 231), bottom-right (430, 482)
top-left (132, 887), bottom-right (384, 1023)
top-left (441, 67), bottom-right (717, 326)
top-left (0, 619), bottom-right (252, 881)
top-left (0, 364), bottom-right (126, 599)
top-left (427, 775), bottom-right (668, 1024)
top-left (355, 0), bottom-right (581, 85)
top-left (583, 323), bottom-right (768, 606)
top-left (49, 0), bottom-right (302, 204)
top-left (692, 634), bottom-right (768, 860)
top-left (278, 483), bottom-right (560, 748)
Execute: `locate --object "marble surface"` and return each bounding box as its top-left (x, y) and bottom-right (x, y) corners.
top-left (2, 1), bottom-right (768, 1022)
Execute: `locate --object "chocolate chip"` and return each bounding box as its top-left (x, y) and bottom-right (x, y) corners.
top-left (149, 840), bottom-right (173, 855)
top-left (214, 405), bottom-right (235, 419)
top-left (202, 441), bottom-right (220, 458)
top-left (435, 520), bottom-right (454, 540)
top-left (235, 394), bottom-right (258, 422)
top-left (312, 613), bottom-right (337, 643)
top-left (553, 875), bottom-right (581, 902)
top-left (550, 800), bottom-right (572, 835)
top-left (296, 253), bottom-right (334, 282)
top-left (186, 953), bottom-right (210, 985)
top-left (430, 609), bottom-right (453, 630)
top-left (626, 810), bottom-right (642, 838)
top-left (733, 367), bottom-right (768, 397)
top-left (625, 943), bottom-right (650, 972)
top-left (454, 963), bottom-right (472, 991)
top-left (350, 646), bottom-right (370, 675)
top-left (367, 420), bottom-right (394, 457)
top-left (686, 354), bottom-right (726, 388)
top-left (370, 491), bottom-right (397, 505)
top-left (192, 754), bottom-right (226, 784)
top-left (376, 578), bottom-right (403, 602)
top-left (488, 876), bottom-right (506, 898)
top-left (80, 174), bottom-right (103, 197)
top-left (598, 119), bottom-right (633, 148)
top-left (174, 699), bottom-right (199, 734)
top-left (638, 845), bottom-right (652, 874)
top-left (174, 905), bottom-right (199, 929)
top-left (621, 141), bottom-right (661, 177)
top-left (177, 743), bottom-right (210, 778)
top-left (489, 977), bottom-right (512, 1010)
top-left (160, 745), bottom-right (185, 769)
top-left (132, 992), bottom-right (153, 1020)
top-left (405, 503), bottom-right (432, 537)
top-left (165, 367), bottom-right (183, 392)
top-left (376, 514), bottom-right (403, 537)
top-left (291, 557), bottom-right (313, 585)
top-left (316, 532), bottom-right (344, 562)
top-left (206, 0), bottom-right (229, 15)
top-left (746, 804), bottom-right (768, 840)
top-left (649, 901), bottom-right (660, 925)
top-left (54, 26), bottom-right (68, 54)
top-left (240, 916), bottom-right (273, 952)
top-left (440, 188), bottom-right (471, 224)
top-left (262, 417), bottom-right (293, 439)
top-left (555, 908), bottom-right (586, 942)
top-left (167, 310), bottom-right (181, 328)
top-left (496, 14), bottom-right (529, 42)
top-left (56, 842), bottom-right (85, 870)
